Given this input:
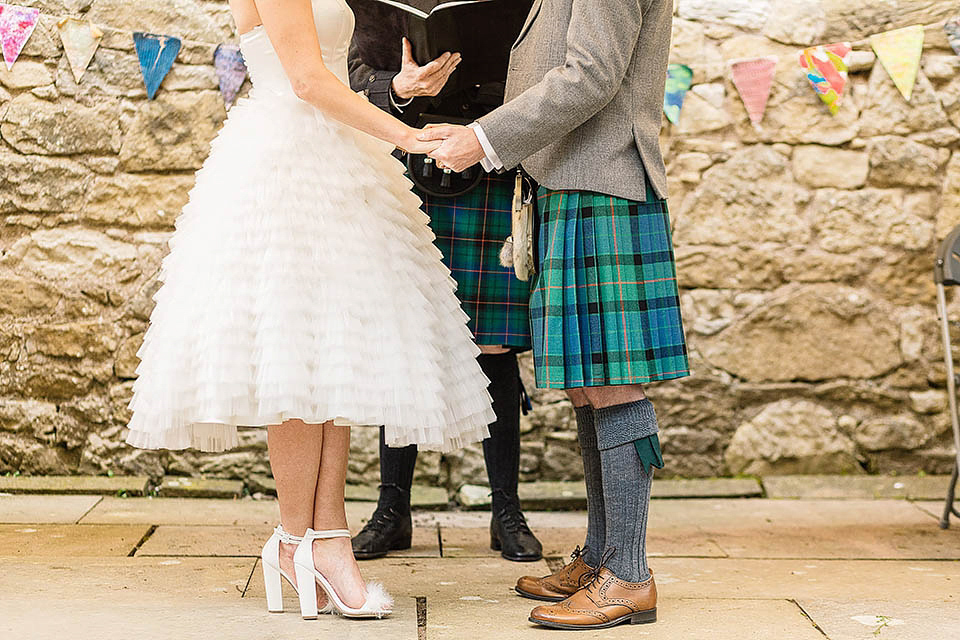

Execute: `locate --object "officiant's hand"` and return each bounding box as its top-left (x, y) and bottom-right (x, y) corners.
top-left (391, 38), bottom-right (460, 100)
top-left (418, 124), bottom-right (485, 173)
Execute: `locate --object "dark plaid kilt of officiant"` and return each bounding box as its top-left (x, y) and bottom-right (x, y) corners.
top-left (420, 172), bottom-right (532, 350)
top-left (530, 184), bottom-right (691, 389)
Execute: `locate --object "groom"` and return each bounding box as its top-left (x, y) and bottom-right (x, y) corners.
top-left (421, 0), bottom-right (689, 631)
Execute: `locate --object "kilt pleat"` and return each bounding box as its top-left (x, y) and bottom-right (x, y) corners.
top-left (530, 187), bottom-right (690, 389)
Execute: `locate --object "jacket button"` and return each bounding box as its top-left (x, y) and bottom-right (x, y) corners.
top-left (369, 74), bottom-right (376, 83)
top-left (364, 88), bottom-right (370, 96)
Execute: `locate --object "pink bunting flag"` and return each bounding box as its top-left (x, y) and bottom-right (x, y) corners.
top-left (729, 56), bottom-right (778, 126)
top-left (799, 42), bottom-right (852, 115)
top-left (0, 3), bottom-right (40, 71)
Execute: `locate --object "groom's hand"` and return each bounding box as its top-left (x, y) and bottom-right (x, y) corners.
top-left (419, 125), bottom-right (485, 173)
top-left (392, 38), bottom-right (461, 100)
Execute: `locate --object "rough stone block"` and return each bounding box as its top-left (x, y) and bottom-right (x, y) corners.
top-left (158, 476), bottom-right (243, 499)
top-left (792, 146), bottom-right (868, 189)
top-left (0, 474), bottom-right (149, 496)
top-left (0, 94), bottom-right (121, 155)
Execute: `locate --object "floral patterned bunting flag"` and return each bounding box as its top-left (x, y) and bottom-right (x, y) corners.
top-left (945, 17), bottom-right (960, 56)
top-left (0, 3), bottom-right (40, 71)
top-left (133, 31), bottom-right (181, 100)
top-left (799, 42), bottom-right (852, 115)
top-left (663, 64), bottom-right (693, 125)
top-left (729, 56), bottom-right (778, 126)
top-left (57, 18), bottom-right (103, 83)
top-left (214, 44), bottom-right (247, 109)
top-left (870, 25), bottom-right (924, 101)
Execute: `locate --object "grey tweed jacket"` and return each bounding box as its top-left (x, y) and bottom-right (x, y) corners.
top-left (477, 0), bottom-right (672, 202)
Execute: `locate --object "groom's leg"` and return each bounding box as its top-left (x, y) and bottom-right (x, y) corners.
top-left (584, 384), bottom-right (656, 582)
top-left (568, 389), bottom-right (605, 568)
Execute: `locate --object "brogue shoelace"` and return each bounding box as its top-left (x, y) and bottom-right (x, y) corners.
top-left (580, 547), bottom-right (616, 590)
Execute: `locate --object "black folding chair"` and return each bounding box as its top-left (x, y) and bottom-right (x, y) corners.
top-left (933, 227), bottom-right (960, 528)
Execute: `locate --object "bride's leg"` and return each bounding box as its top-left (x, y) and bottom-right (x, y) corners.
top-left (311, 423), bottom-right (368, 608)
top-left (267, 419), bottom-right (328, 608)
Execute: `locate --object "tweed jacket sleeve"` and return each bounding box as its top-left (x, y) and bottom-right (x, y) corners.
top-left (477, 0), bottom-right (644, 170)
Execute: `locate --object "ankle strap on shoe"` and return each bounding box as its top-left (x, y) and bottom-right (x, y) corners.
top-left (275, 524), bottom-right (304, 544)
top-left (302, 528), bottom-right (351, 541)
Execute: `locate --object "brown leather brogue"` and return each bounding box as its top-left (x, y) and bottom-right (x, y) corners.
top-left (528, 567), bottom-right (657, 630)
top-left (515, 547), bottom-right (594, 602)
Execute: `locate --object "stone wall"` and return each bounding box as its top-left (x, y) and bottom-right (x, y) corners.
top-left (1, 0), bottom-right (959, 490)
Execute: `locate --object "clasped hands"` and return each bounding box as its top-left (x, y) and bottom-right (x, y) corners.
top-left (390, 38), bottom-right (486, 172)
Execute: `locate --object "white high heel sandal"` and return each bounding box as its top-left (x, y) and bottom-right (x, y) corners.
top-left (293, 528), bottom-right (394, 619)
top-left (261, 524), bottom-right (333, 614)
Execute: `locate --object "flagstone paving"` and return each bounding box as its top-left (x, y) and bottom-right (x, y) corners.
top-left (2, 492), bottom-right (958, 639)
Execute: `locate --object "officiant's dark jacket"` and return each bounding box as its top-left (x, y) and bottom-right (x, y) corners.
top-left (347, 0), bottom-right (508, 126)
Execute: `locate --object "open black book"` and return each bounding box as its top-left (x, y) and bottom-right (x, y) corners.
top-left (347, 0), bottom-right (533, 91)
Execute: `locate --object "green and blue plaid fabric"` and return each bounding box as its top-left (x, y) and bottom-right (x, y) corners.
top-left (530, 186), bottom-right (690, 389)
top-left (421, 173), bottom-right (532, 350)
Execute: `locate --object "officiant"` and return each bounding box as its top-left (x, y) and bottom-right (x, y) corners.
top-left (347, 0), bottom-right (542, 563)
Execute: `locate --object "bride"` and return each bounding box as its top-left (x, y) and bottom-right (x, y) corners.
top-left (125, 0), bottom-right (495, 621)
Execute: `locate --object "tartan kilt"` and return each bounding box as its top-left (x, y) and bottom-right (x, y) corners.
top-left (530, 186), bottom-right (690, 388)
top-left (420, 172), bottom-right (532, 350)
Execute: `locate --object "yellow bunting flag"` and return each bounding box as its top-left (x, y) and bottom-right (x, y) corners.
top-left (869, 25), bottom-right (924, 101)
top-left (57, 18), bottom-right (103, 83)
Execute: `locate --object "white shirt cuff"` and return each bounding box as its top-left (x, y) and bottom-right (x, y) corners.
top-left (468, 122), bottom-right (504, 172)
top-left (389, 85), bottom-right (415, 113)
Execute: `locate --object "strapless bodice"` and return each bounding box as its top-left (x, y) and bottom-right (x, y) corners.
top-left (239, 0), bottom-right (355, 98)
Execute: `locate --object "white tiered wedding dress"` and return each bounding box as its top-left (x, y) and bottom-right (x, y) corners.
top-left (125, 0), bottom-right (495, 454)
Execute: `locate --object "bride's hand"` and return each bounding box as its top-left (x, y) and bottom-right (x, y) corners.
top-left (398, 129), bottom-right (443, 155)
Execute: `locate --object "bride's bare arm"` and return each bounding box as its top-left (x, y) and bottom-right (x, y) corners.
top-left (252, 0), bottom-right (437, 154)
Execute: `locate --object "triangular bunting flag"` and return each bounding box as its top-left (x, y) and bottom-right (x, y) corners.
top-left (729, 56), bottom-right (778, 126)
top-left (57, 18), bottom-right (103, 83)
top-left (214, 44), bottom-right (247, 109)
top-left (663, 64), bottom-right (693, 125)
top-left (133, 32), bottom-right (181, 100)
top-left (945, 17), bottom-right (960, 56)
top-left (0, 3), bottom-right (40, 71)
top-left (870, 25), bottom-right (924, 101)
top-left (799, 42), bottom-right (852, 115)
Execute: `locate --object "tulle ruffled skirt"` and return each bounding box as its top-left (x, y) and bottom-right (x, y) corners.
top-left (125, 91), bottom-right (494, 453)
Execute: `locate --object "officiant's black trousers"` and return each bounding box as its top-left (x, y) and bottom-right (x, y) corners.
top-left (376, 352), bottom-right (522, 514)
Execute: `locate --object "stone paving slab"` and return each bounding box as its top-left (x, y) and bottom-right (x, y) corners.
top-left (0, 557), bottom-right (256, 602)
top-left (139, 522), bottom-right (441, 558)
top-left (159, 476), bottom-right (244, 499)
top-left (796, 598), bottom-right (960, 640)
top-left (704, 522), bottom-right (960, 560)
top-left (650, 558), bottom-right (960, 602)
top-left (78, 497), bottom-right (375, 528)
top-left (459, 478), bottom-right (764, 510)
top-left (0, 475), bottom-right (150, 496)
top-left (0, 494), bottom-right (102, 524)
top-left (647, 498), bottom-right (935, 529)
top-left (440, 527), bottom-right (726, 559)
top-left (0, 598), bottom-right (413, 640)
top-left (79, 496), bottom-right (282, 525)
top-left (0, 523), bottom-right (151, 556)
top-left (413, 557), bottom-right (824, 640)
top-left (763, 475), bottom-right (955, 500)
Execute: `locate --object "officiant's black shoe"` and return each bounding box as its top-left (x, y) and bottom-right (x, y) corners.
top-left (352, 506), bottom-right (412, 560)
top-left (490, 498), bottom-right (542, 562)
